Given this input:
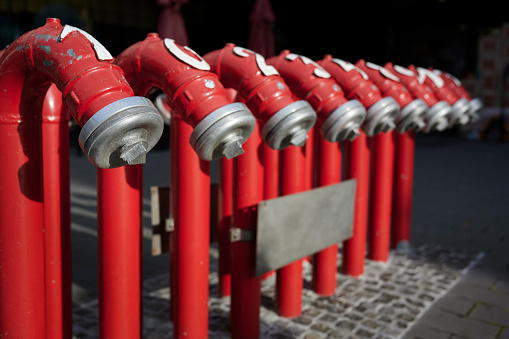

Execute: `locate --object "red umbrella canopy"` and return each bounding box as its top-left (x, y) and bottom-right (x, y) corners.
top-left (157, 0), bottom-right (190, 46)
top-left (248, 0), bottom-right (275, 58)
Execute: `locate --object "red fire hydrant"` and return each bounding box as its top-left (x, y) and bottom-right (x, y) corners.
top-left (204, 44), bottom-right (317, 150)
top-left (317, 55), bottom-right (400, 277)
top-left (410, 65), bottom-right (471, 128)
top-left (433, 68), bottom-right (483, 122)
top-left (0, 18), bottom-right (163, 338)
top-left (267, 50), bottom-right (366, 298)
top-left (383, 63), bottom-right (455, 250)
top-left (109, 34), bottom-right (257, 339)
top-left (267, 51), bottom-right (366, 143)
top-left (384, 63), bottom-right (452, 133)
top-left (204, 44), bottom-right (317, 335)
top-left (355, 60), bottom-right (427, 262)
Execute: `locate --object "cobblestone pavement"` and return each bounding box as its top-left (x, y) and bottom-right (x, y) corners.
top-left (72, 243), bottom-right (482, 338)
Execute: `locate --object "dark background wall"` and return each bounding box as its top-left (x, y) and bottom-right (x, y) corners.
top-left (0, 0), bottom-right (506, 79)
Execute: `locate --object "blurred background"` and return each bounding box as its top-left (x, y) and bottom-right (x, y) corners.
top-left (1, 0), bottom-right (508, 140)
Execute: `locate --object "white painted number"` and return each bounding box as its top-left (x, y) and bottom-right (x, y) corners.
top-left (233, 46), bottom-right (279, 76)
top-left (416, 67), bottom-right (444, 88)
top-left (393, 65), bottom-right (415, 76)
top-left (59, 25), bottom-right (113, 61)
top-left (331, 58), bottom-right (369, 80)
top-left (285, 53), bottom-right (330, 78)
top-left (164, 39), bottom-right (210, 71)
top-left (434, 69), bottom-right (462, 87)
top-left (366, 61), bottom-right (400, 81)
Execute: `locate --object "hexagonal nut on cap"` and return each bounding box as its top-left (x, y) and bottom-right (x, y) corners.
top-left (422, 100), bottom-right (452, 133)
top-left (468, 98), bottom-right (483, 121)
top-left (261, 100), bottom-right (317, 150)
top-left (362, 97), bottom-right (400, 136)
top-left (320, 99), bottom-right (366, 142)
top-left (449, 98), bottom-right (471, 127)
top-left (190, 102), bottom-right (256, 161)
top-left (79, 96), bottom-right (164, 169)
top-left (395, 99), bottom-right (428, 134)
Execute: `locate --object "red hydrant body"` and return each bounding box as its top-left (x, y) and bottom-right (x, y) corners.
top-left (317, 55), bottom-right (399, 136)
top-left (382, 63), bottom-right (450, 251)
top-left (410, 65), bottom-right (470, 128)
top-left (317, 55), bottom-right (400, 277)
top-left (266, 50), bottom-right (367, 297)
top-left (0, 18), bottom-right (162, 337)
top-left (355, 60), bottom-right (428, 262)
top-left (355, 60), bottom-right (427, 134)
top-left (267, 51), bottom-right (366, 142)
top-left (204, 44), bottom-right (317, 150)
top-left (433, 68), bottom-right (483, 121)
top-left (384, 62), bottom-right (452, 133)
top-left (114, 34), bottom-right (256, 160)
top-left (111, 34), bottom-right (256, 339)
top-left (204, 44), bottom-right (317, 331)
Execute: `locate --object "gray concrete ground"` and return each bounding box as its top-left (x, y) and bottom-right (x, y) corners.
top-left (402, 132), bottom-right (509, 339)
top-left (68, 130), bottom-right (509, 338)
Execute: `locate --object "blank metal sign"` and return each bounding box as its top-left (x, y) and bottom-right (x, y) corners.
top-left (255, 179), bottom-right (356, 276)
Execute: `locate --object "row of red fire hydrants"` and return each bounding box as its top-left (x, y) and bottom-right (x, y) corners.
top-left (0, 18), bottom-right (481, 338)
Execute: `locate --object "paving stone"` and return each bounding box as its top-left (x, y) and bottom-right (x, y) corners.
top-left (499, 327), bottom-right (509, 339)
top-left (362, 319), bottom-right (382, 330)
top-left (492, 278), bottom-right (509, 295)
top-left (311, 322), bottom-right (332, 333)
top-left (354, 328), bottom-right (375, 338)
top-left (470, 303), bottom-right (509, 327)
top-left (294, 315), bottom-right (313, 326)
top-left (448, 281), bottom-right (509, 309)
top-left (319, 314), bottom-right (338, 323)
top-left (433, 294), bottom-right (476, 316)
top-left (415, 308), bottom-right (501, 339)
top-left (379, 315), bottom-right (393, 324)
top-left (402, 324), bottom-right (451, 339)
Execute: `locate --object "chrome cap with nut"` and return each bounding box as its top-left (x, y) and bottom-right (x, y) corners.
top-left (320, 99), bottom-right (366, 142)
top-left (394, 98), bottom-right (428, 134)
top-left (362, 96), bottom-right (400, 136)
top-left (261, 100), bottom-right (317, 150)
top-left (79, 96), bottom-right (164, 169)
top-left (421, 100), bottom-right (452, 133)
top-left (449, 98), bottom-right (471, 127)
top-left (190, 102), bottom-right (256, 161)
top-left (468, 97), bottom-right (483, 122)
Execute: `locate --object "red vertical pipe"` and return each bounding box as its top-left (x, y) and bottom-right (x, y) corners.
top-left (303, 128), bottom-right (314, 263)
top-left (42, 84), bottom-right (72, 339)
top-left (304, 128), bottom-right (314, 191)
top-left (312, 132), bottom-right (342, 296)
top-left (0, 19), bottom-right (142, 337)
top-left (367, 131), bottom-right (395, 261)
top-left (217, 88), bottom-right (237, 297)
top-left (0, 95), bottom-right (46, 338)
top-left (230, 123), bottom-right (263, 338)
top-left (276, 145), bottom-right (306, 317)
top-left (391, 130), bottom-right (415, 248)
top-left (218, 156), bottom-right (233, 297)
top-left (259, 143), bottom-right (278, 281)
top-left (170, 115), bottom-right (210, 338)
top-left (342, 130), bottom-right (370, 277)
top-left (97, 164), bottom-right (142, 338)
top-left (263, 144), bottom-right (279, 199)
